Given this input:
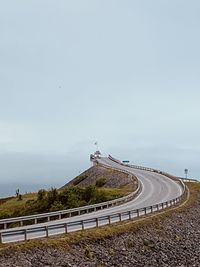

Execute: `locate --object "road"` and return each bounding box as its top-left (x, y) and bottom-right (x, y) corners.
top-left (0, 157), bottom-right (183, 243)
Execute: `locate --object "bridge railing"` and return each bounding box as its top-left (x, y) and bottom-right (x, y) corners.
top-left (108, 155), bottom-right (199, 183)
top-left (0, 166), bottom-right (141, 230)
top-left (177, 177), bottom-right (199, 183)
top-left (108, 155), bottom-right (157, 172)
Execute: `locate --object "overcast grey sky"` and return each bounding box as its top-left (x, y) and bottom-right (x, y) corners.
top-left (0, 1), bottom-right (200, 192)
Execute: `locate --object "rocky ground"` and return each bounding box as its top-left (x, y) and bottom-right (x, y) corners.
top-left (62, 165), bottom-right (137, 191)
top-left (0, 184), bottom-right (200, 267)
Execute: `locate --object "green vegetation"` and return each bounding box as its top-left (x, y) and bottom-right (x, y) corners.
top-left (18, 194), bottom-right (23, 201)
top-left (143, 239), bottom-right (149, 247)
top-left (95, 177), bottom-right (107, 187)
top-left (84, 246), bottom-right (92, 259)
top-left (0, 185), bottom-right (123, 219)
top-left (0, 193), bottom-right (37, 219)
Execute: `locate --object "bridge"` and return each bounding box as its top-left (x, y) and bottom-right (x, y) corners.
top-left (0, 154), bottom-right (195, 244)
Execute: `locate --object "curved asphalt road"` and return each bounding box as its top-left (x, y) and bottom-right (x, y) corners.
top-left (98, 157), bottom-right (183, 210)
top-left (1, 157), bottom-right (183, 243)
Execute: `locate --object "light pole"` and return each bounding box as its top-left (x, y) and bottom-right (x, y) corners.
top-left (184, 168), bottom-right (188, 179)
top-left (94, 141), bottom-right (98, 151)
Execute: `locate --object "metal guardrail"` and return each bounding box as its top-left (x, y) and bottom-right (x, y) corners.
top-left (0, 184), bottom-right (187, 244)
top-left (108, 155), bottom-right (199, 183)
top-left (177, 177), bottom-right (199, 183)
top-left (108, 155), bottom-right (156, 172)
top-left (0, 165), bottom-right (141, 230)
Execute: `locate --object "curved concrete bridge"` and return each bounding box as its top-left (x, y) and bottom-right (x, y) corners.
top-left (0, 155), bottom-right (185, 244)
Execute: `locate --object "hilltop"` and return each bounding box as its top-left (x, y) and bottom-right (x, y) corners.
top-left (62, 164), bottom-right (138, 193)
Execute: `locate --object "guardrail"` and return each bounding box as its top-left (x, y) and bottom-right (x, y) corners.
top-left (0, 183), bottom-right (187, 244)
top-left (177, 177), bottom-right (199, 183)
top-left (108, 155), bottom-right (199, 183)
top-left (0, 165), bottom-right (141, 230)
top-left (108, 155), bottom-right (157, 172)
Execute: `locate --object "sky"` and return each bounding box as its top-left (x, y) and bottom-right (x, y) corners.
top-left (0, 1), bottom-right (200, 195)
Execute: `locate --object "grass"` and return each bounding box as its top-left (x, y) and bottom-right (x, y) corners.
top-left (0, 193), bottom-right (37, 218)
top-left (119, 182), bottom-right (137, 195)
top-left (0, 187), bottom-right (124, 219)
top-left (0, 182), bottom-right (198, 254)
top-left (97, 187), bottom-right (124, 199)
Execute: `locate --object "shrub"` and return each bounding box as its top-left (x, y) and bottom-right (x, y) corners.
top-left (95, 177), bottom-right (106, 187)
top-left (47, 188), bottom-right (58, 206)
top-left (18, 194), bottom-right (22, 201)
top-left (143, 239), bottom-right (149, 246)
top-left (49, 201), bottom-right (65, 212)
top-left (37, 189), bottom-right (46, 201)
top-left (84, 246), bottom-right (92, 259)
top-left (82, 185), bottom-right (97, 203)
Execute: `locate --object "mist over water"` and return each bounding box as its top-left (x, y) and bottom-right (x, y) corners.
top-left (0, 151), bottom-right (92, 197)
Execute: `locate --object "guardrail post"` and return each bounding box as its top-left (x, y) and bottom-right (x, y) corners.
top-left (47, 216), bottom-right (50, 222)
top-left (108, 215), bottom-right (111, 224)
top-left (119, 213), bottom-right (122, 221)
top-left (3, 223), bottom-right (7, 230)
top-left (150, 206), bottom-right (153, 213)
top-left (0, 233), bottom-right (2, 244)
top-left (144, 207), bottom-right (147, 215)
top-left (24, 229), bottom-right (27, 241)
top-left (108, 215), bottom-right (111, 225)
top-left (34, 218), bottom-right (37, 224)
top-left (162, 203), bottom-right (164, 209)
top-left (96, 218), bottom-right (99, 227)
top-left (64, 223), bottom-right (68, 233)
top-left (128, 211), bottom-right (131, 220)
top-left (45, 226), bottom-right (49, 237)
top-left (58, 214), bottom-right (61, 220)
top-left (156, 204), bottom-right (159, 211)
top-left (20, 221), bottom-right (23, 227)
top-left (137, 209), bottom-right (139, 217)
top-left (81, 221), bottom-right (84, 230)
